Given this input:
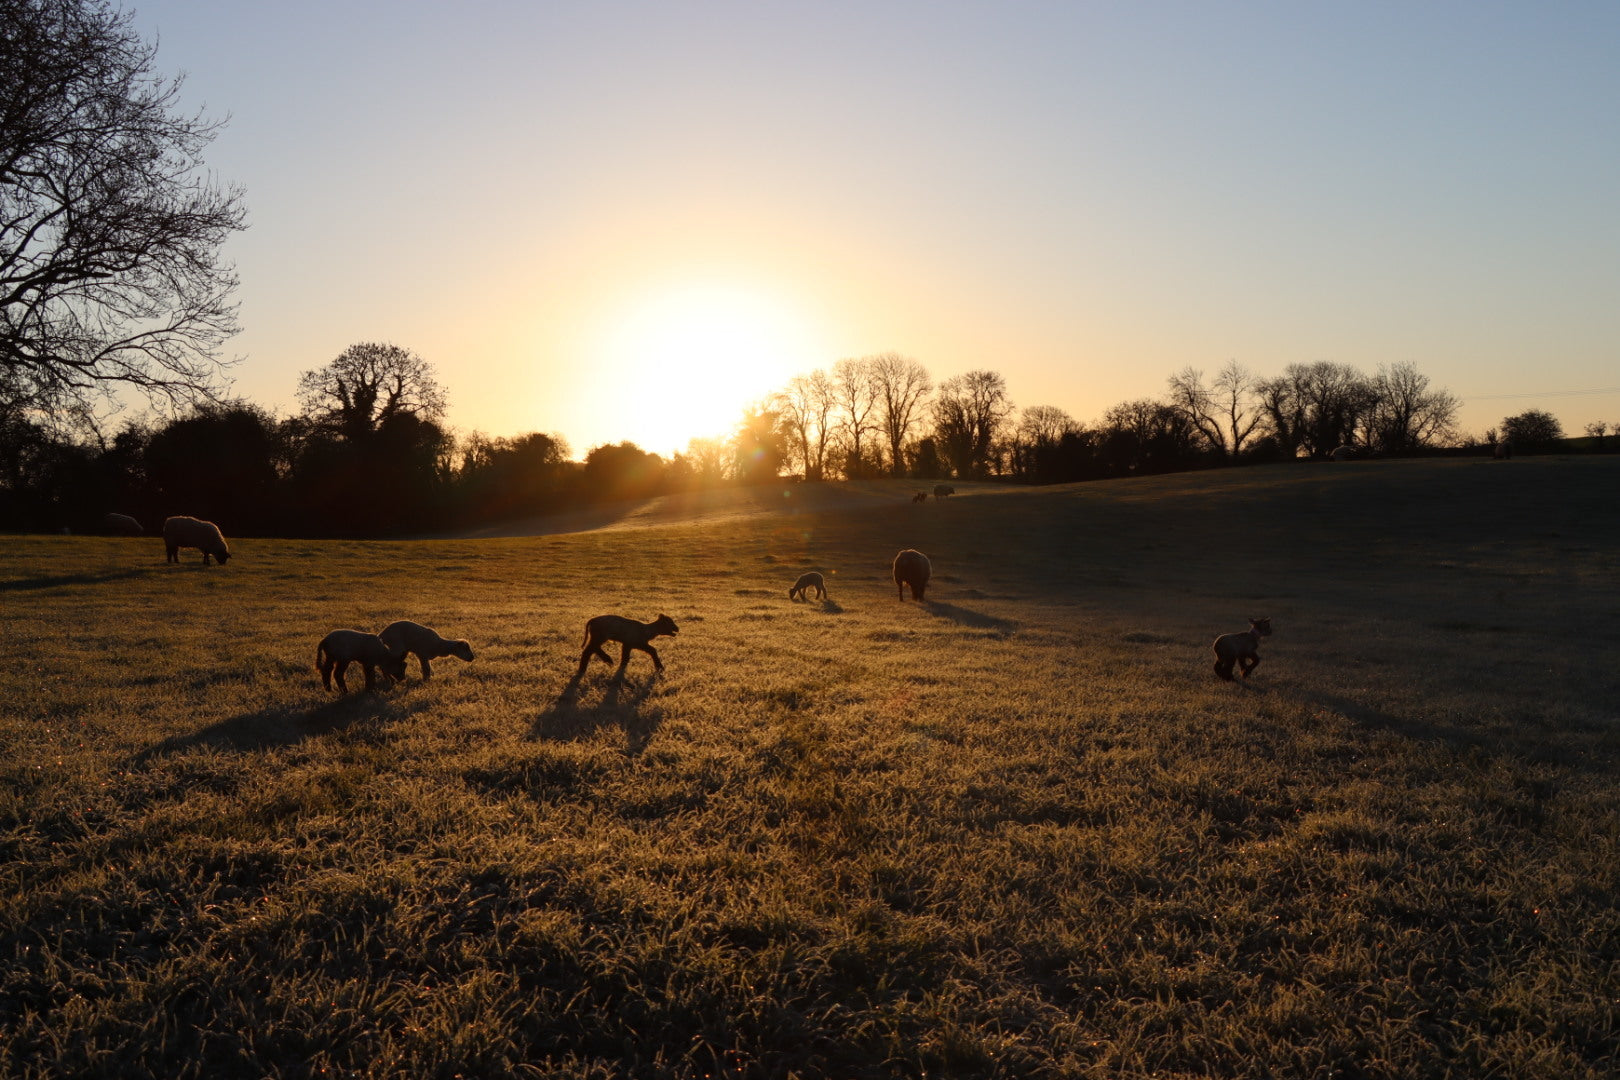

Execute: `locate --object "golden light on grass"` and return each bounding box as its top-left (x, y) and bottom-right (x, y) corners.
top-left (3, 458), bottom-right (1618, 1077)
top-left (584, 279), bottom-right (824, 455)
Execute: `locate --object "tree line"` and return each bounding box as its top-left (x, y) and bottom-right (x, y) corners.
top-left (7, 336), bottom-right (1580, 539)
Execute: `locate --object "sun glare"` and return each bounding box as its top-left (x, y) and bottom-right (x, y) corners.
top-left (588, 281), bottom-right (822, 457)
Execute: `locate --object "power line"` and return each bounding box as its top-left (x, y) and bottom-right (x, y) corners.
top-left (1461, 386), bottom-right (1620, 401)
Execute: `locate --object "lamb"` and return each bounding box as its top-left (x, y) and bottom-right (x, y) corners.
top-left (163, 515), bottom-right (231, 565)
top-left (577, 613), bottom-right (679, 676)
top-left (316, 629), bottom-right (407, 694)
top-left (788, 571), bottom-right (827, 601)
top-left (933, 484), bottom-right (955, 499)
top-left (912, 491), bottom-right (928, 503)
top-left (378, 620), bottom-right (475, 680)
top-left (893, 548), bottom-right (931, 601)
top-left (1212, 617), bottom-right (1272, 681)
top-left (101, 512), bottom-right (143, 535)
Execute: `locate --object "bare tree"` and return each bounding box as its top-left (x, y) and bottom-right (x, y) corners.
top-left (296, 343), bottom-right (447, 441)
top-left (773, 370), bottom-right (836, 480)
top-left (1169, 361), bottom-right (1262, 459)
top-left (1256, 361), bottom-right (1372, 459)
top-left (931, 369), bottom-right (1013, 478)
top-left (1366, 362), bottom-right (1458, 453)
top-left (1009, 404), bottom-right (1079, 478)
top-left (831, 357), bottom-right (880, 477)
top-left (1, 0), bottom-right (248, 423)
top-left (869, 353), bottom-right (932, 478)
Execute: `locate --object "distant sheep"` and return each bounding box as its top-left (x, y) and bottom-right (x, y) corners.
top-left (101, 512), bottom-right (143, 535)
top-left (163, 515), bottom-right (230, 565)
top-left (933, 484), bottom-right (955, 499)
top-left (912, 491), bottom-right (928, 503)
top-left (788, 571), bottom-right (826, 601)
top-left (1495, 440), bottom-right (1513, 460)
top-left (378, 620), bottom-right (475, 680)
top-left (1212, 617), bottom-right (1272, 681)
top-left (893, 548), bottom-right (931, 601)
top-left (1330, 445), bottom-right (1357, 461)
top-left (316, 629), bottom-right (407, 694)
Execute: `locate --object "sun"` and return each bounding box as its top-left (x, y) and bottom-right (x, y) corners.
top-left (586, 280), bottom-right (824, 456)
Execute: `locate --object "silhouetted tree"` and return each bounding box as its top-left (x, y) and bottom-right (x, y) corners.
top-left (1101, 398), bottom-right (1201, 474)
top-left (678, 436), bottom-right (731, 485)
top-left (1500, 409), bottom-right (1564, 452)
top-left (582, 441), bottom-right (664, 502)
top-left (1365, 362), bottom-right (1458, 453)
top-left (832, 357), bottom-right (881, 477)
top-left (931, 370), bottom-right (1013, 478)
top-left (1168, 361), bottom-right (1261, 459)
top-left (773, 370), bottom-right (835, 480)
top-left (1009, 404), bottom-right (1079, 480)
top-left (870, 353), bottom-right (933, 478)
top-left (296, 343), bottom-right (447, 441)
top-left (1256, 362), bottom-right (1373, 458)
top-left (732, 405), bottom-right (785, 484)
top-left (1, 0), bottom-right (246, 423)
top-left (456, 430), bottom-right (569, 522)
top-left (144, 402), bottom-right (284, 533)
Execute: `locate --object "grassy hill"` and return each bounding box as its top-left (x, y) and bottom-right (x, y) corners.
top-left (3, 457), bottom-right (1617, 1078)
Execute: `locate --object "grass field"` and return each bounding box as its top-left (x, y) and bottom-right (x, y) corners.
top-left (3, 457), bottom-right (1618, 1079)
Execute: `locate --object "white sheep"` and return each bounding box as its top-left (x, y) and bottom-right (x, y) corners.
top-left (163, 515), bottom-right (231, 565)
top-left (101, 512), bottom-right (143, 535)
top-left (315, 629), bottom-right (407, 694)
top-left (378, 620), bottom-right (475, 680)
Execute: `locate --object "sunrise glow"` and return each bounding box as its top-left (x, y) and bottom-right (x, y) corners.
top-left (581, 280), bottom-right (826, 457)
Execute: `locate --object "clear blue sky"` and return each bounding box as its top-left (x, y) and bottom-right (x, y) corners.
top-left (132, 1), bottom-right (1620, 453)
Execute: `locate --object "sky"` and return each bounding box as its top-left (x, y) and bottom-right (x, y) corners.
top-left (129, 1), bottom-right (1620, 456)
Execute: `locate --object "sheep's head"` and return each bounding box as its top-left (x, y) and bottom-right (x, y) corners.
top-left (653, 614), bottom-right (679, 637)
top-left (382, 651), bottom-right (408, 683)
top-left (214, 550), bottom-right (231, 564)
top-left (450, 640), bottom-right (474, 662)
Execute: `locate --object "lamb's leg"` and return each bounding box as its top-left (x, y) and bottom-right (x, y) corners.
top-left (334, 660), bottom-right (351, 694)
top-left (362, 662), bottom-right (377, 691)
top-left (1240, 655), bottom-right (1260, 678)
top-left (641, 644), bottom-right (663, 672)
top-left (419, 654), bottom-right (433, 679)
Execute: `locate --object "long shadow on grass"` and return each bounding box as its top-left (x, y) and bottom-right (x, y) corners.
top-left (1309, 690), bottom-right (1607, 774)
top-left (0, 568), bottom-right (153, 592)
top-left (924, 600), bottom-right (1018, 633)
top-left (531, 673), bottom-right (663, 753)
top-left (129, 693), bottom-right (423, 763)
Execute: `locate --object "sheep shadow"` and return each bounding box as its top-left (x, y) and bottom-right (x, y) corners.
top-left (129, 693), bottom-right (419, 763)
top-left (924, 601), bottom-right (1018, 634)
top-left (817, 598), bottom-right (845, 614)
top-left (0, 568), bottom-right (152, 592)
top-left (531, 671), bottom-right (663, 753)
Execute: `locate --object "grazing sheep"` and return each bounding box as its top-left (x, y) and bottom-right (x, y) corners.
top-left (163, 515), bottom-right (230, 565)
top-left (101, 512), bottom-right (143, 535)
top-left (893, 548), bottom-right (931, 601)
top-left (788, 571), bottom-right (826, 601)
top-left (378, 620), bottom-right (475, 680)
top-left (316, 629), bottom-right (407, 694)
top-left (933, 484), bottom-right (955, 499)
top-left (577, 613), bottom-right (679, 676)
top-left (1330, 445), bottom-right (1357, 461)
top-left (912, 491), bottom-right (928, 503)
top-left (1495, 439), bottom-right (1513, 460)
top-left (1212, 617), bottom-right (1272, 681)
